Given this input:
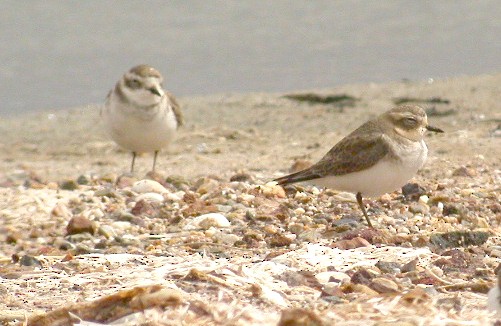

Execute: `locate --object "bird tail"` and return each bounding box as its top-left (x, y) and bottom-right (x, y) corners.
top-left (274, 169), bottom-right (319, 186)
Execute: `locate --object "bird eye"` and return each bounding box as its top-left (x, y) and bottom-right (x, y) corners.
top-left (403, 117), bottom-right (417, 126)
top-left (126, 79), bottom-right (141, 89)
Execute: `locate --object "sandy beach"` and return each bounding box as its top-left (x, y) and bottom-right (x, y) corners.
top-left (0, 74), bottom-right (500, 324)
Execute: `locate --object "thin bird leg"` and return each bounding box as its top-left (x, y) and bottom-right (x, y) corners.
top-left (356, 192), bottom-right (373, 228)
top-left (130, 152), bottom-right (137, 174)
top-left (152, 150), bottom-right (159, 172)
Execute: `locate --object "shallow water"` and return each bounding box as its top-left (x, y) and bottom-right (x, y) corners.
top-left (0, 1), bottom-right (499, 115)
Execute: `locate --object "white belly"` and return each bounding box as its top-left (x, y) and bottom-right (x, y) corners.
top-left (102, 102), bottom-right (177, 153)
top-left (311, 140), bottom-right (428, 197)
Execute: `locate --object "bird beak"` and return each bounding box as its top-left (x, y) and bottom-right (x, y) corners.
top-left (426, 125), bottom-right (444, 133)
top-left (149, 87), bottom-right (162, 96)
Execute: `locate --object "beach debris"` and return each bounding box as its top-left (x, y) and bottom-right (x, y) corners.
top-left (283, 93), bottom-right (359, 108)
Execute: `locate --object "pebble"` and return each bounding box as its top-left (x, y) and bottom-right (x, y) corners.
top-left (19, 255), bottom-right (42, 267)
top-left (263, 224), bottom-right (278, 235)
top-left (409, 202), bottom-right (429, 214)
top-left (342, 283), bottom-right (378, 296)
top-left (452, 166), bottom-right (477, 177)
top-left (184, 213), bottom-right (231, 230)
top-left (370, 277), bottom-right (399, 293)
top-left (76, 175), bottom-right (90, 185)
top-left (401, 183), bottom-right (426, 201)
top-left (332, 192), bottom-right (357, 202)
top-left (331, 237), bottom-right (371, 250)
top-left (135, 192), bottom-right (165, 203)
top-left (401, 258), bottom-right (418, 273)
top-left (213, 232), bottom-right (241, 245)
top-left (98, 225), bottom-right (118, 239)
top-left (94, 188), bottom-right (117, 198)
top-left (315, 271), bottom-right (350, 285)
top-left (229, 172), bottom-right (253, 182)
top-left (297, 230), bottom-right (321, 242)
top-left (196, 178), bottom-right (219, 195)
top-left (375, 261), bottom-right (401, 274)
top-left (54, 238), bottom-right (77, 250)
top-left (294, 207), bottom-right (306, 215)
top-left (259, 182), bottom-right (286, 198)
top-left (60, 179), bottom-right (79, 191)
top-left (51, 203), bottom-right (72, 218)
top-left (216, 204), bottom-right (232, 213)
top-left (489, 249), bottom-right (501, 258)
top-left (66, 215), bottom-right (95, 235)
top-left (131, 180), bottom-right (167, 194)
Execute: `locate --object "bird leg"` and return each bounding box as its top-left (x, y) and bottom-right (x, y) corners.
top-left (130, 152), bottom-right (137, 174)
top-left (152, 150), bottom-right (159, 172)
top-left (356, 192), bottom-right (373, 228)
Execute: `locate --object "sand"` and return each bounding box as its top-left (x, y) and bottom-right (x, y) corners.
top-left (0, 74), bottom-right (500, 325)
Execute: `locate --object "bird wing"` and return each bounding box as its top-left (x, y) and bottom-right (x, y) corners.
top-left (275, 132), bottom-right (390, 185)
top-left (166, 92), bottom-right (184, 128)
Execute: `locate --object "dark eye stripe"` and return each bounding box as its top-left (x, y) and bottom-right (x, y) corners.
top-left (125, 79), bottom-right (141, 89)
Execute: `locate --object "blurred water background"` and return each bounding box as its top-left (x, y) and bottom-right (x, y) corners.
top-left (0, 1), bottom-right (500, 116)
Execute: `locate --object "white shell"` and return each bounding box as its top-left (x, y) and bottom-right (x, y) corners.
top-left (135, 192), bottom-right (165, 203)
top-left (131, 180), bottom-right (167, 194)
top-left (184, 213), bottom-right (231, 230)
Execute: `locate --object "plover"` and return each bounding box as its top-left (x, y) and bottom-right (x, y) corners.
top-left (102, 64), bottom-right (183, 173)
top-left (275, 105), bottom-right (444, 227)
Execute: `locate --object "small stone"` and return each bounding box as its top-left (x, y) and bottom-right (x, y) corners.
top-left (370, 277), bottom-right (399, 293)
top-left (430, 231), bottom-right (489, 249)
top-left (216, 204), bottom-right (232, 213)
top-left (131, 179), bottom-right (167, 194)
top-left (322, 283), bottom-right (343, 297)
top-left (375, 261), bottom-right (401, 274)
top-left (452, 166), bottom-right (476, 177)
top-left (51, 203), bottom-right (72, 218)
top-left (66, 215), bottom-right (95, 235)
top-left (116, 174), bottom-right (136, 188)
top-left (195, 178), bottom-right (219, 195)
top-left (401, 287), bottom-right (430, 304)
top-left (54, 238), bottom-right (76, 250)
top-left (165, 175), bottom-right (190, 189)
top-left (277, 308), bottom-right (323, 326)
top-left (401, 258), bottom-right (418, 273)
top-left (184, 213), bottom-right (231, 230)
top-left (332, 192), bottom-right (357, 202)
top-left (60, 179), bottom-right (79, 191)
top-left (94, 188), bottom-right (117, 198)
top-left (341, 283), bottom-right (378, 296)
top-left (100, 173), bottom-right (118, 183)
top-left (136, 192), bottom-right (165, 203)
top-left (131, 199), bottom-right (158, 216)
top-left (268, 233), bottom-right (294, 247)
top-left (402, 183), bottom-right (426, 201)
top-left (350, 268), bottom-right (375, 285)
top-left (229, 172), bottom-right (253, 182)
top-left (315, 271), bottom-right (350, 285)
top-left (331, 237), bottom-right (370, 250)
top-left (297, 230), bottom-right (321, 242)
top-left (489, 249), bottom-right (501, 258)
top-left (442, 203), bottom-right (464, 216)
top-left (409, 202), bottom-right (429, 214)
top-left (288, 223), bottom-right (305, 235)
top-left (260, 182), bottom-right (286, 198)
top-left (98, 225), bottom-right (118, 239)
top-left (19, 255), bottom-right (42, 267)
top-left (263, 224), bottom-right (278, 235)
top-left (66, 232), bottom-right (95, 243)
top-left (76, 175), bottom-right (90, 185)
